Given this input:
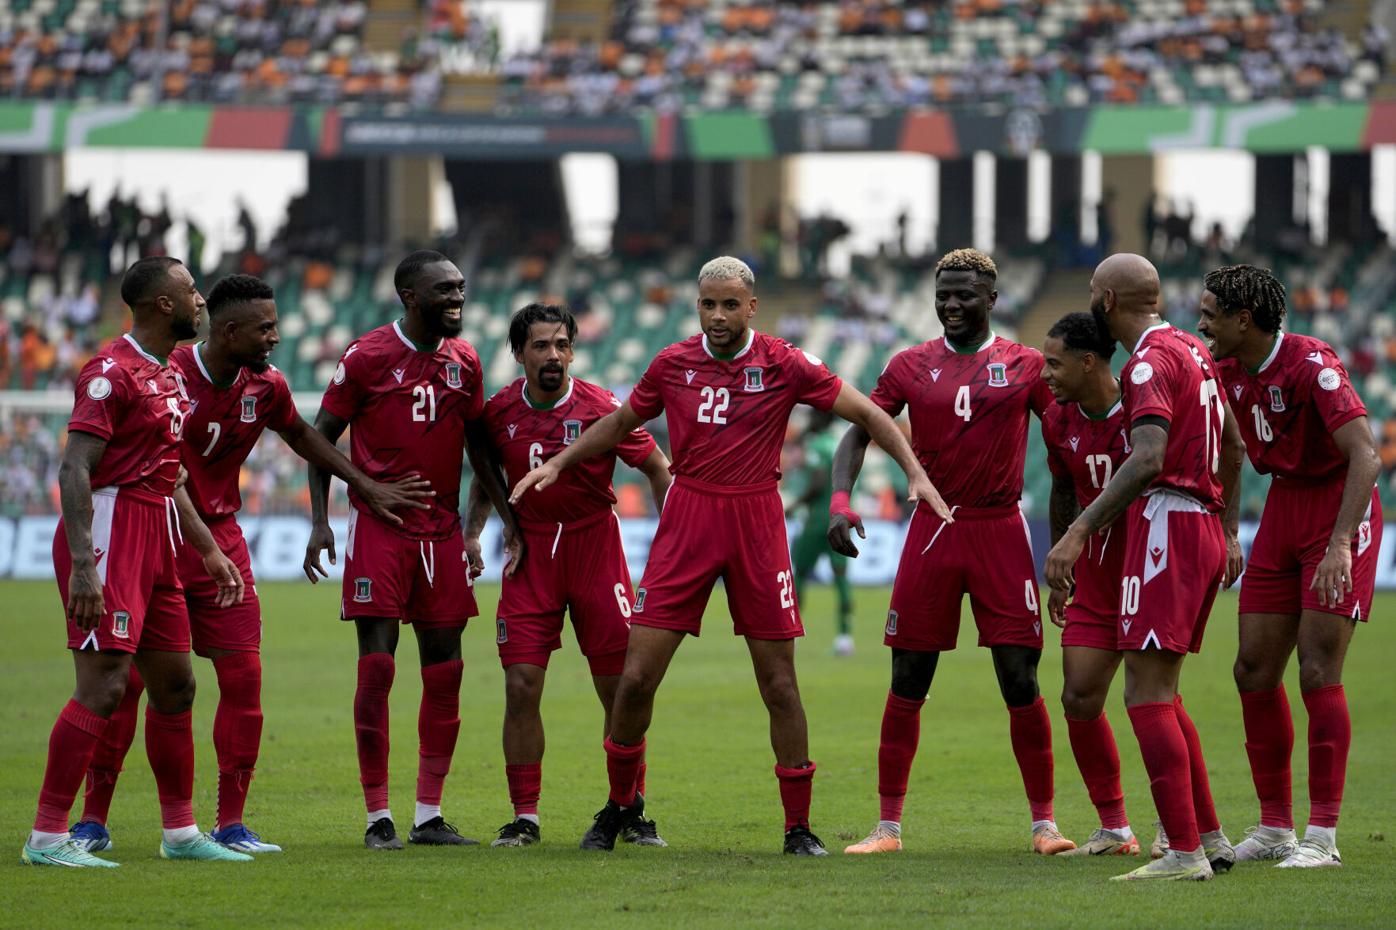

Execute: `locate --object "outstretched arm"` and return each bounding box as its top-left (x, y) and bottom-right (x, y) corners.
top-left (279, 415), bottom-right (433, 526)
top-left (510, 402), bottom-right (645, 502)
top-left (1312, 416), bottom-right (1382, 608)
top-left (1044, 418), bottom-right (1168, 590)
top-left (172, 486), bottom-right (244, 607)
top-left (830, 382), bottom-right (950, 517)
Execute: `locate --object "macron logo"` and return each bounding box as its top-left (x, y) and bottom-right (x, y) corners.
top-left (685, 370), bottom-right (697, 384)
top-left (1121, 618), bottom-right (1132, 635)
top-left (1233, 384), bottom-right (1243, 400)
top-left (1069, 437), bottom-right (1079, 452)
top-left (930, 368), bottom-right (942, 382)
top-left (1306, 352), bottom-right (1323, 365)
top-left (392, 368), bottom-right (405, 384)
top-left (507, 424), bottom-right (517, 438)
top-left (100, 358), bottom-right (116, 373)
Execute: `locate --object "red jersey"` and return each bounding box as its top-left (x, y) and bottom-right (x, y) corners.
top-left (484, 376), bottom-right (656, 525)
top-left (320, 321), bottom-right (485, 540)
top-left (68, 334), bottom-right (189, 503)
top-left (1042, 397), bottom-right (1130, 510)
top-left (170, 344), bottom-right (298, 519)
top-left (627, 330), bottom-right (842, 486)
top-left (869, 334), bottom-right (1053, 509)
top-left (1120, 323), bottom-right (1226, 511)
top-left (1214, 332), bottom-right (1366, 483)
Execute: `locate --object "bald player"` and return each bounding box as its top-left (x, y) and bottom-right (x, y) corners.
top-left (1046, 253), bottom-right (1245, 882)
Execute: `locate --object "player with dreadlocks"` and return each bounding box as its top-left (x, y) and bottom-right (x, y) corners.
top-left (1198, 264), bottom-right (1382, 869)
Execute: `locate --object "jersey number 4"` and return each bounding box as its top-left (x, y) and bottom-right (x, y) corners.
top-left (954, 385), bottom-right (972, 422)
top-left (697, 386), bottom-right (730, 424)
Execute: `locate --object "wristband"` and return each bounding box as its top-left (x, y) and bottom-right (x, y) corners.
top-left (830, 490), bottom-right (860, 523)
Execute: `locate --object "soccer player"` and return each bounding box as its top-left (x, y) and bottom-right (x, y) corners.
top-left (68, 274), bottom-right (434, 855)
top-left (510, 256), bottom-right (946, 855)
top-left (1198, 265), bottom-right (1382, 869)
top-left (832, 248), bottom-right (1072, 857)
top-left (1045, 253), bottom-right (1245, 882)
top-left (23, 257), bottom-right (251, 867)
top-left (1039, 312), bottom-right (1140, 856)
top-left (786, 409), bottom-right (855, 656)
top-left (303, 250), bottom-right (520, 850)
top-left (463, 302), bottom-right (672, 848)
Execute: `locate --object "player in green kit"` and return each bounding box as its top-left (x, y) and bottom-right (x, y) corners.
top-left (787, 410), bottom-right (855, 655)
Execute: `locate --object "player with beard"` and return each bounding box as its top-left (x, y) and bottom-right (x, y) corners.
top-left (68, 274), bottom-right (433, 855)
top-left (464, 303), bottom-right (672, 848)
top-left (834, 248), bottom-right (1070, 857)
top-left (304, 250), bottom-right (520, 850)
top-left (1039, 312), bottom-right (1140, 856)
top-left (1198, 265), bottom-right (1382, 869)
top-left (1046, 253), bottom-right (1246, 882)
top-left (24, 257), bottom-right (250, 867)
top-left (510, 257), bottom-right (947, 855)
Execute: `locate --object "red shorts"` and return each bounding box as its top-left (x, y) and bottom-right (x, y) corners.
top-left (1118, 493), bottom-right (1225, 654)
top-left (1062, 524), bottom-right (1128, 651)
top-left (176, 515), bottom-right (262, 654)
top-left (885, 502), bottom-right (1043, 652)
top-left (55, 487), bottom-right (190, 654)
top-left (1240, 478), bottom-right (1382, 621)
top-left (496, 510), bottom-right (632, 675)
top-left (340, 508), bottom-right (478, 627)
top-left (632, 478), bottom-right (803, 640)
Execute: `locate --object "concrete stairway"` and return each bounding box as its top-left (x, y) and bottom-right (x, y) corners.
top-left (1017, 268), bottom-right (1092, 351)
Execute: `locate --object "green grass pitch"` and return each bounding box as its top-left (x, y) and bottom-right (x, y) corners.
top-left (3, 580), bottom-right (1395, 928)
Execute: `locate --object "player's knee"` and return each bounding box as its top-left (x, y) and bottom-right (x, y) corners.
top-left (1297, 656), bottom-right (1340, 693)
top-left (148, 674), bottom-right (196, 714)
top-left (1060, 684), bottom-right (1105, 720)
top-left (76, 675), bottom-right (128, 718)
top-left (503, 669), bottom-right (544, 715)
top-left (890, 651), bottom-right (936, 700)
top-left (1000, 676), bottom-right (1039, 708)
top-left (1232, 653), bottom-right (1279, 692)
top-left (757, 674), bottom-right (802, 715)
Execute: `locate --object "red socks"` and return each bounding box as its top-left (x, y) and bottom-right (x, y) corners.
top-left (144, 706), bottom-right (195, 829)
top-left (1065, 712), bottom-right (1127, 830)
top-left (1239, 685), bottom-right (1294, 829)
top-left (212, 652), bottom-right (263, 829)
top-left (81, 664), bottom-right (144, 825)
top-left (354, 653), bottom-right (395, 812)
top-left (775, 761), bottom-right (816, 831)
top-left (604, 736), bottom-right (645, 807)
top-left (877, 692), bottom-right (923, 823)
top-left (1173, 695), bottom-right (1219, 835)
top-left (1128, 701), bottom-right (1200, 853)
top-left (1008, 697), bottom-right (1055, 822)
top-left (506, 763), bottom-right (542, 817)
top-left (417, 659), bottom-right (463, 807)
top-left (1303, 684), bottom-right (1349, 828)
top-left (34, 700), bottom-right (109, 833)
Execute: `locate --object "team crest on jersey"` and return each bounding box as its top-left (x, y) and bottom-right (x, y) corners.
top-left (563, 419), bottom-right (582, 445)
top-left (743, 367), bottom-right (765, 392)
top-left (885, 610), bottom-right (899, 636)
top-left (1268, 385), bottom-right (1285, 412)
top-left (112, 611), bottom-right (131, 639)
top-left (496, 619), bottom-right (508, 644)
top-left (353, 578), bottom-right (373, 603)
top-left (240, 395), bottom-right (257, 423)
top-left (987, 363), bottom-right (1008, 387)
top-left (445, 363), bottom-right (462, 388)
top-left (633, 588), bottom-right (647, 612)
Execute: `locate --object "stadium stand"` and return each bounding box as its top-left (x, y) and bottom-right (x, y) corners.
top-left (496, 0), bottom-right (1389, 114)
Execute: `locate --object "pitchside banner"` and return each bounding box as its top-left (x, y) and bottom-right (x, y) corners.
top-left (5, 516), bottom-right (1396, 589)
